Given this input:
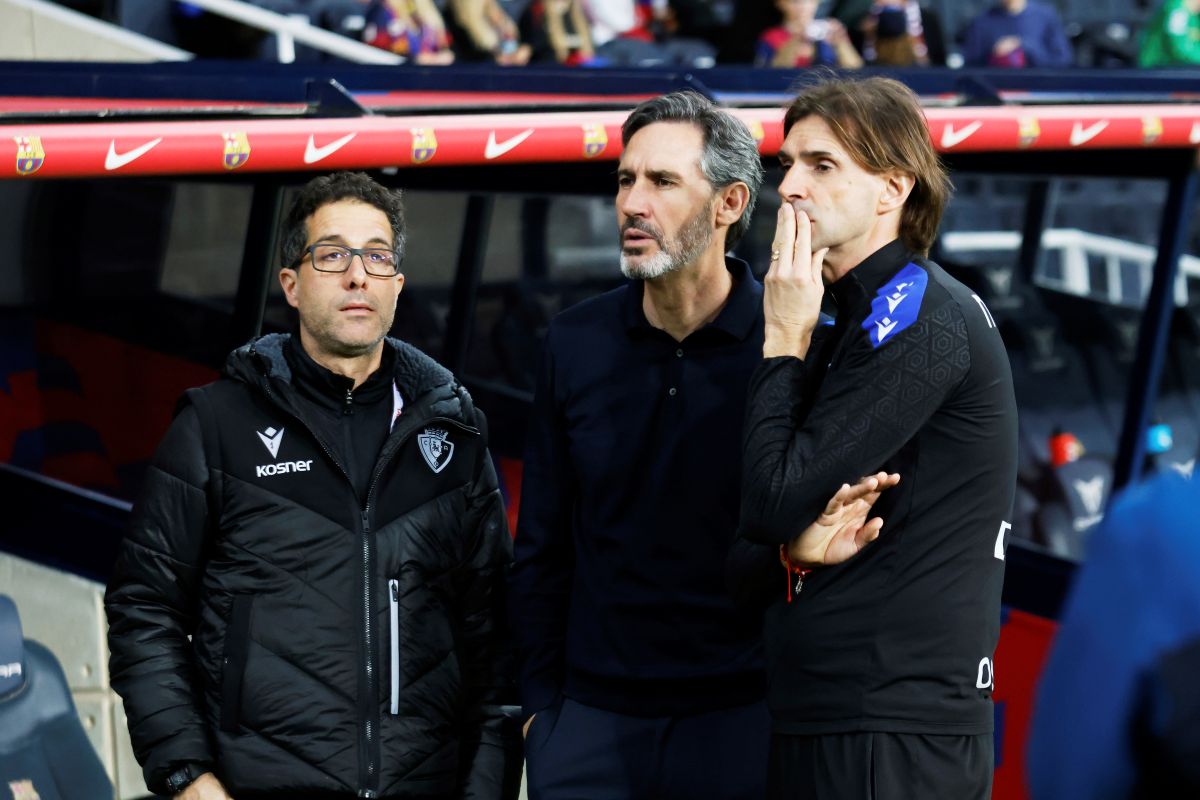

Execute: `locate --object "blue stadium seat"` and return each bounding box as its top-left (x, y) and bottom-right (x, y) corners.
top-left (0, 595), bottom-right (113, 800)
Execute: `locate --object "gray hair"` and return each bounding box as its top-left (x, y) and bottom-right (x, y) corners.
top-left (621, 91), bottom-right (764, 251)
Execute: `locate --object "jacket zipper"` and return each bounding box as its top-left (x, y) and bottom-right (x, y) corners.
top-left (260, 380), bottom-right (382, 796)
top-left (389, 579), bottom-right (400, 715)
top-left (360, 413), bottom-right (480, 734)
top-left (262, 374), bottom-right (478, 795)
top-left (360, 505), bottom-right (377, 798)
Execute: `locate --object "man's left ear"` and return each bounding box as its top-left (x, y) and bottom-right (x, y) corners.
top-left (715, 182), bottom-right (751, 228)
top-left (879, 172), bottom-right (915, 214)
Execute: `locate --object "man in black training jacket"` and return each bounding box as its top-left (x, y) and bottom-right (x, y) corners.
top-left (739, 76), bottom-right (1019, 799)
top-left (105, 172), bottom-right (516, 800)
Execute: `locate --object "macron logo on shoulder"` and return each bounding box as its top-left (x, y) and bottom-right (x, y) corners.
top-left (862, 263), bottom-right (928, 348)
top-left (257, 426), bottom-right (284, 458)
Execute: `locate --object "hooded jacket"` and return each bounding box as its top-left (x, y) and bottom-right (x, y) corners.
top-left (105, 334), bottom-right (515, 799)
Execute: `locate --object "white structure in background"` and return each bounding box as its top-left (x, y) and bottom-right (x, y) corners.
top-left (0, 0), bottom-right (399, 63)
top-left (941, 228), bottom-right (1200, 307)
top-left (1, 0), bottom-right (190, 60)
top-left (171, 0), bottom-right (401, 63)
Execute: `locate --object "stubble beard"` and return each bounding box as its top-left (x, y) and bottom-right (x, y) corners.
top-left (619, 202), bottom-right (715, 281)
top-left (301, 303), bottom-right (395, 360)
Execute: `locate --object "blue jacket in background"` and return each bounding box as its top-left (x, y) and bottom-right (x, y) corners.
top-left (1028, 472), bottom-right (1200, 798)
top-left (960, 2), bottom-right (1073, 67)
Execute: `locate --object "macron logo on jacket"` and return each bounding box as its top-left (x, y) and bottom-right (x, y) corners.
top-left (254, 425), bottom-right (313, 477)
top-left (862, 263), bottom-right (929, 348)
top-left (257, 426), bottom-right (284, 457)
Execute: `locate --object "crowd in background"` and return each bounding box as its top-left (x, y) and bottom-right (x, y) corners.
top-left (165, 0), bottom-right (1200, 68)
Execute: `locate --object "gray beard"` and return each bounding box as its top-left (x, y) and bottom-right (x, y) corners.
top-left (620, 203), bottom-right (714, 281)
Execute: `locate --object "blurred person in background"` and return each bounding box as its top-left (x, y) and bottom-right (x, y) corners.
top-left (721, 0), bottom-right (783, 62)
top-left (521, 0), bottom-right (597, 64)
top-left (1028, 472), bottom-right (1200, 798)
top-left (857, 0), bottom-right (946, 66)
top-left (755, 0), bottom-right (863, 68)
top-left (959, 0), bottom-right (1073, 67)
top-left (667, 0), bottom-right (737, 56)
top-left (362, 0), bottom-right (455, 62)
top-left (583, 0), bottom-right (717, 66)
top-left (826, 0), bottom-right (946, 65)
top-left (448, 0), bottom-right (533, 63)
top-left (1138, 0), bottom-right (1200, 66)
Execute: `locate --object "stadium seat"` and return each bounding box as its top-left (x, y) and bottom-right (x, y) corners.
top-left (1035, 455), bottom-right (1112, 560)
top-left (940, 257), bottom-right (1030, 322)
top-left (1002, 302), bottom-right (1117, 470)
top-left (1165, 303), bottom-right (1200, 479)
top-left (0, 595), bottom-right (113, 800)
top-left (1045, 294), bottom-right (1200, 478)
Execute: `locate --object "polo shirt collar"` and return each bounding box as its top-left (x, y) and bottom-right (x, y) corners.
top-left (622, 256), bottom-right (761, 341)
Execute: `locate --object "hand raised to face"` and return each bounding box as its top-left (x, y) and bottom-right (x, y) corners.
top-left (762, 201), bottom-right (828, 360)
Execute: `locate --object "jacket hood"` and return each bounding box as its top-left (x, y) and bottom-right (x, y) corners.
top-left (225, 334), bottom-right (461, 412)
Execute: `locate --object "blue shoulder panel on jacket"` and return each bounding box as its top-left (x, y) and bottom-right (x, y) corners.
top-left (860, 262), bottom-right (928, 349)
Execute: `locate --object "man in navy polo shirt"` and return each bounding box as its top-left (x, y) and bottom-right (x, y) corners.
top-left (508, 90), bottom-right (769, 799)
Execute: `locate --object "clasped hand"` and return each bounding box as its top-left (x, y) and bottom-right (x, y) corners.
top-left (787, 472), bottom-right (901, 567)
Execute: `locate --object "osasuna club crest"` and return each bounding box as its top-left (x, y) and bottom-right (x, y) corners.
top-left (417, 428), bottom-right (454, 473)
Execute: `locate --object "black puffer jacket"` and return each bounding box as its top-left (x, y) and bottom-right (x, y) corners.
top-left (105, 334), bottom-right (516, 799)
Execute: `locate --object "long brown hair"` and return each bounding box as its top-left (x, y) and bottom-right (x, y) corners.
top-left (784, 75), bottom-right (950, 255)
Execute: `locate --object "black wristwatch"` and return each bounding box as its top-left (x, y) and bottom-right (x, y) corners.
top-left (165, 764), bottom-right (202, 794)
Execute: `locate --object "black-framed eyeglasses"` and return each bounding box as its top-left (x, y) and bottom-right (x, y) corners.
top-left (302, 244), bottom-right (401, 277)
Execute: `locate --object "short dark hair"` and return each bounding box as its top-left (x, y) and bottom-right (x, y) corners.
top-left (621, 91), bottom-right (764, 251)
top-left (784, 76), bottom-right (951, 256)
top-left (279, 172), bottom-right (406, 269)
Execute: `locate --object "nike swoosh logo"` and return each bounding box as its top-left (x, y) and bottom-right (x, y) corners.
top-left (940, 121), bottom-right (982, 149)
top-left (303, 133), bottom-right (356, 164)
top-left (104, 138), bottom-right (162, 171)
top-left (877, 318), bottom-right (898, 341)
top-left (886, 294), bottom-right (907, 313)
top-left (1069, 120), bottom-right (1108, 147)
top-left (485, 129), bottom-right (534, 160)
top-left (1190, 122), bottom-right (1200, 145)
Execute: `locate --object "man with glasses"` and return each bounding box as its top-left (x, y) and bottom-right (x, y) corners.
top-left (106, 172), bottom-right (517, 799)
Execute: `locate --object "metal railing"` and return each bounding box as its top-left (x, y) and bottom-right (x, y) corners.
top-left (941, 228), bottom-right (1200, 307)
top-left (176, 0), bottom-right (403, 64)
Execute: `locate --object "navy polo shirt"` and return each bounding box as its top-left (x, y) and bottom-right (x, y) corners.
top-left (509, 257), bottom-right (773, 718)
